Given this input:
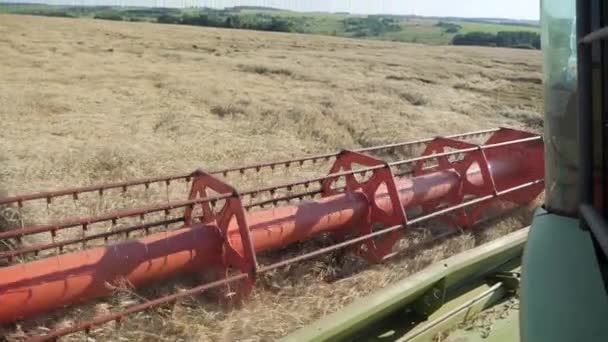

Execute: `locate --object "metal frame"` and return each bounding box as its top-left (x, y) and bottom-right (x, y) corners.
top-left (0, 132), bottom-right (541, 264)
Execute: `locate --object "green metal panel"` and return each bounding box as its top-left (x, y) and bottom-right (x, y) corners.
top-left (447, 307), bottom-right (519, 342)
top-left (395, 281), bottom-right (510, 342)
top-left (281, 229), bottom-right (528, 342)
top-left (520, 209), bottom-right (608, 341)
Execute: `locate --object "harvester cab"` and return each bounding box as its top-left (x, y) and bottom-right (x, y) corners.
top-left (521, 0), bottom-right (608, 340)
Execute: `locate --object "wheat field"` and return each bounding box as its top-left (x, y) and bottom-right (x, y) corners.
top-left (0, 14), bottom-right (542, 341)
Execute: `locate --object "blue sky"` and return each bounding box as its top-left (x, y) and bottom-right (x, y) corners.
top-left (7, 0), bottom-right (541, 20)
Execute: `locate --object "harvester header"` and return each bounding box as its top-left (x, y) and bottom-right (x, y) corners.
top-left (0, 127), bottom-right (543, 340)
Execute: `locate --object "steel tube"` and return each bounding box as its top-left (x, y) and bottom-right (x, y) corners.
top-left (0, 154), bottom-right (527, 324)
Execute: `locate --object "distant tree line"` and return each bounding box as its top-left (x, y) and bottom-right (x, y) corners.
top-left (31, 11), bottom-right (75, 18)
top-left (435, 21), bottom-right (462, 34)
top-left (452, 31), bottom-right (540, 49)
top-left (342, 16), bottom-right (401, 37)
top-left (463, 18), bottom-right (539, 28)
top-left (156, 12), bottom-right (300, 33)
top-left (155, 12), bottom-right (404, 37)
top-left (93, 12), bottom-right (123, 21)
top-left (230, 6), bottom-right (283, 12)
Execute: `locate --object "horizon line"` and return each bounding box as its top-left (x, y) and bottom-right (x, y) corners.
top-left (1, 1), bottom-right (541, 22)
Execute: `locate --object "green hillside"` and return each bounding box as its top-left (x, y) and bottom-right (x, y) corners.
top-left (0, 4), bottom-right (540, 47)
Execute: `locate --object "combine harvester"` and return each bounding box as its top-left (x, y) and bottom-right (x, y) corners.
top-left (0, 0), bottom-right (605, 341)
top-left (285, 0), bottom-right (608, 340)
